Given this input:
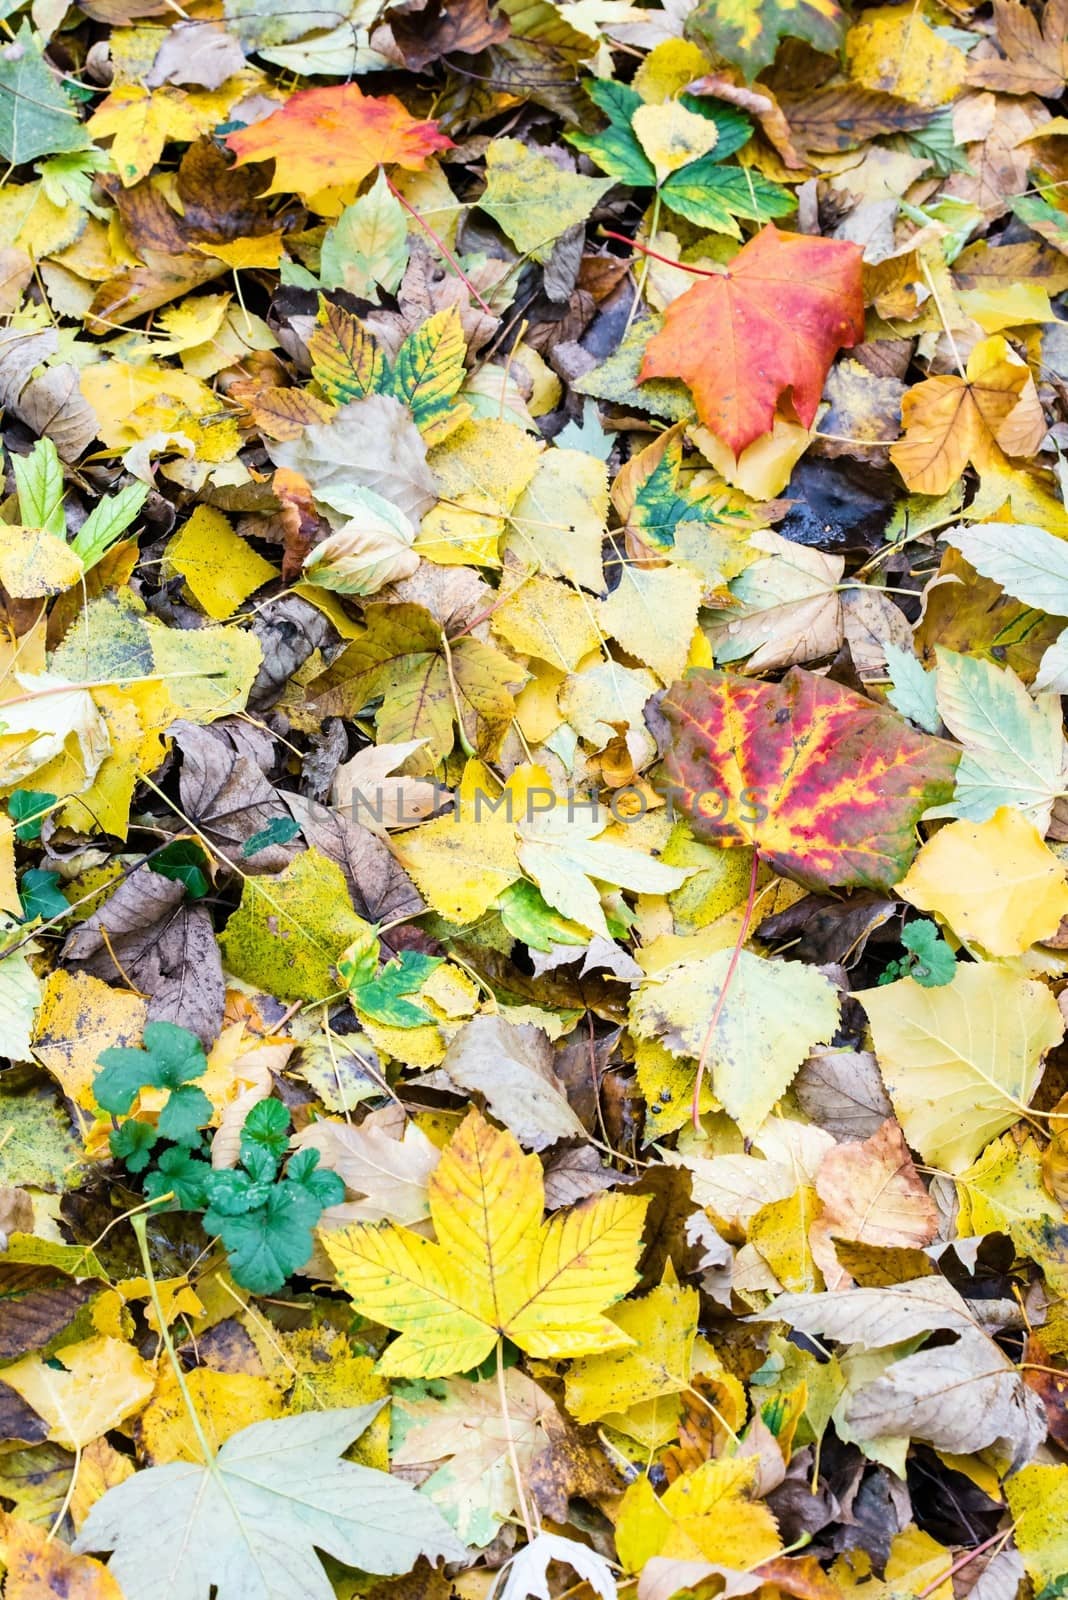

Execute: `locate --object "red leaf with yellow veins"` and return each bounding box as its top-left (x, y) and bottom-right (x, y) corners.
top-left (639, 225), bottom-right (865, 455)
top-left (659, 667), bottom-right (959, 890)
top-left (225, 84), bottom-right (453, 198)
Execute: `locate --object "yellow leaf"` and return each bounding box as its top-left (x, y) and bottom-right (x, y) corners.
top-left (69, 1438), bottom-right (135, 1533)
top-left (2, 1336), bottom-right (154, 1450)
top-left (194, 233), bottom-right (286, 270)
top-left (596, 564), bottom-right (704, 685)
top-left (394, 759), bottom-right (527, 923)
top-left (564, 1266), bottom-right (699, 1425)
top-left (846, 5), bottom-right (968, 106)
top-left (890, 334), bottom-right (1046, 495)
top-left (857, 962), bottom-right (1063, 1171)
top-left (139, 1366), bottom-right (285, 1465)
top-left (0, 526), bottom-right (83, 600)
top-left (417, 419), bottom-right (540, 568)
top-left (898, 807), bottom-right (1068, 956)
top-left (1007, 1464), bottom-right (1068, 1590)
top-left (632, 101), bottom-right (719, 181)
top-left (88, 80), bottom-right (252, 186)
top-left (504, 447), bottom-right (608, 591)
top-left (615, 1457), bottom-right (780, 1571)
top-left (163, 505), bottom-right (278, 621)
top-left (957, 1133), bottom-right (1068, 1297)
top-left (219, 848), bottom-right (369, 1004)
top-left (80, 360), bottom-right (236, 454)
top-left (31, 969), bottom-right (147, 1114)
top-left (749, 1185), bottom-right (822, 1293)
top-left (491, 573), bottom-right (602, 672)
top-left (0, 816), bottom-right (18, 916)
top-left (0, 1510), bottom-right (123, 1599)
top-left (322, 1108), bottom-right (648, 1377)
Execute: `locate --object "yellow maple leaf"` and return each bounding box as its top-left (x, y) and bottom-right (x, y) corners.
top-left (322, 1108), bottom-right (648, 1377)
top-left (88, 80), bottom-right (254, 186)
top-left (890, 334), bottom-right (1046, 494)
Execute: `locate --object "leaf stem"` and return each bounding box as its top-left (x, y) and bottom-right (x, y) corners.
top-left (691, 848), bottom-right (760, 1130)
top-left (132, 1211), bottom-right (217, 1467)
top-left (384, 173), bottom-right (495, 315)
top-left (599, 228), bottom-right (724, 279)
top-left (496, 1336), bottom-right (535, 1543)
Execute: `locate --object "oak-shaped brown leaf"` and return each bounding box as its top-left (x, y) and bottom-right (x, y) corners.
top-left (639, 225), bottom-right (864, 454)
top-left (225, 84), bottom-right (453, 198)
top-left (657, 667), bottom-right (959, 890)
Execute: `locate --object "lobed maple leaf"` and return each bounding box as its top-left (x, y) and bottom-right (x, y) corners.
top-left (225, 84), bottom-right (453, 198)
top-left (322, 1108), bottom-right (648, 1377)
top-left (657, 666), bottom-right (959, 890)
top-left (639, 225), bottom-right (865, 455)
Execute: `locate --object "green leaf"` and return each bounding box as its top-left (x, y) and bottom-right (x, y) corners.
top-left (8, 790), bottom-right (56, 842)
top-left (901, 920), bottom-right (957, 987)
top-left (687, 0), bottom-right (846, 80)
top-left (898, 109), bottom-right (971, 177)
top-left (286, 1145), bottom-right (345, 1208)
top-left (390, 307), bottom-right (468, 442)
top-left (661, 159), bottom-right (795, 234)
top-left (629, 435), bottom-right (742, 551)
top-left (94, 1021), bottom-right (207, 1115)
top-left (73, 1405), bottom-right (466, 1597)
top-left (210, 1179), bottom-right (324, 1292)
top-left (143, 1145), bottom-right (212, 1210)
top-left (0, 24), bottom-right (90, 165)
top-left (241, 816), bottom-right (301, 858)
top-left (109, 1119), bottom-right (158, 1173)
top-left (156, 1083), bottom-right (212, 1146)
top-left (568, 81), bottom-right (654, 185)
top-left (930, 647), bottom-right (1065, 831)
top-left (308, 296), bottom-right (387, 406)
top-left (37, 149), bottom-right (112, 218)
top-left (18, 869), bottom-right (67, 923)
top-left (321, 169), bottom-right (409, 303)
top-left (240, 1098), bottom-right (291, 1163)
top-left (477, 138), bottom-right (614, 264)
top-left (69, 481), bottom-right (148, 571)
top-left (350, 950), bottom-right (442, 1027)
top-left (884, 642), bottom-right (941, 735)
top-left (150, 841), bottom-right (210, 899)
top-left (202, 1168), bottom-right (260, 1217)
top-left (13, 438), bottom-right (64, 536)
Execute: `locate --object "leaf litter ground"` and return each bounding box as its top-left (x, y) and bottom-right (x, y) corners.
top-left (4, 2), bottom-right (1068, 1598)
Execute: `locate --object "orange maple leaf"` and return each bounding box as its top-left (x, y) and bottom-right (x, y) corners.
top-left (639, 224), bottom-right (865, 455)
top-left (225, 83), bottom-right (453, 198)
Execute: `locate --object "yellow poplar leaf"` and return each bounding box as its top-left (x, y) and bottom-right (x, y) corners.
top-left (219, 847), bottom-right (369, 1004)
top-left (957, 1133), bottom-right (1068, 1297)
top-left (417, 419), bottom-right (541, 567)
top-left (322, 1108), bottom-right (648, 1378)
top-left (564, 1266), bottom-right (699, 1425)
top-left (632, 101), bottom-right (719, 181)
top-left (504, 448), bottom-right (608, 591)
top-left (69, 1438), bottom-right (135, 1533)
top-left (1007, 1463), bottom-right (1068, 1590)
top-left (857, 962), bottom-right (1063, 1171)
top-left (631, 948), bottom-right (840, 1137)
top-left (0, 816), bottom-right (18, 916)
top-left (890, 334), bottom-right (1046, 495)
top-left (0, 526), bottom-right (83, 600)
top-left (2, 1336), bottom-right (155, 1450)
top-left (846, 6), bottom-right (968, 106)
top-left (633, 39), bottom-right (709, 102)
top-left (195, 234), bottom-right (286, 270)
top-left (491, 574), bottom-right (602, 672)
top-left (0, 1510), bottom-right (123, 1599)
top-left (31, 969), bottom-right (147, 1113)
top-left (898, 807), bottom-right (1068, 956)
top-left (749, 1185), bottom-right (822, 1293)
top-left (139, 1367), bottom-right (285, 1465)
top-left (163, 506), bottom-right (278, 621)
top-left (394, 759), bottom-right (529, 923)
top-left (596, 564), bottom-right (704, 685)
top-left (80, 361), bottom-right (234, 452)
top-left (615, 1457), bottom-right (780, 1572)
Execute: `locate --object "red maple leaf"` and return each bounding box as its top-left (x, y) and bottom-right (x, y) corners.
top-left (639, 224), bottom-right (865, 455)
top-left (225, 84), bottom-right (453, 198)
